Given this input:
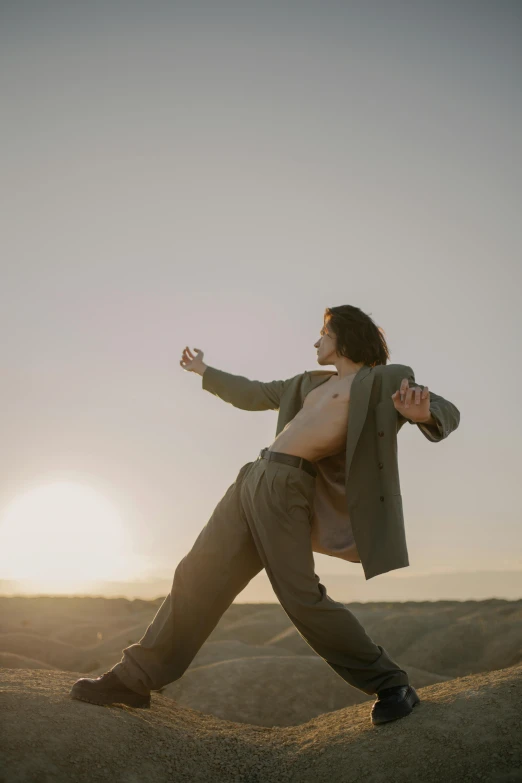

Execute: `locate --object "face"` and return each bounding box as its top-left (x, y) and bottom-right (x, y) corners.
top-left (314, 322), bottom-right (338, 364)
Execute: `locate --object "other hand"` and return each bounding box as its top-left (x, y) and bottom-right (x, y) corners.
top-left (180, 346), bottom-right (205, 373)
top-left (391, 378), bottom-right (430, 422)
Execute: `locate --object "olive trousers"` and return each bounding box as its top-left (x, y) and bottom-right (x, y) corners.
top-left (111, 454), bottom-right (410, 697)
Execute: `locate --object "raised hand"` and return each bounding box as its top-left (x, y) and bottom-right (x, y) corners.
top-left (180, 346), bottom-right (206, 374)
top-left (391, 378), bottom-right (431, 422)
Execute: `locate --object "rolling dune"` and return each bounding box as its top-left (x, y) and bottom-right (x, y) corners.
top-left (1, 596), bottom-right (520, 732)
top-left (1, 665), bottom-right (521, 782)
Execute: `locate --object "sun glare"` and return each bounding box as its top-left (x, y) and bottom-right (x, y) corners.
top-left (0, 482), bottom-right (132, 593)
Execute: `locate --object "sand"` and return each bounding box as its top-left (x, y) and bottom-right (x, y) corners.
top-left (1, 665), bottom-right (521, 782)
top-left (0, 596), bottom-right (521, 781)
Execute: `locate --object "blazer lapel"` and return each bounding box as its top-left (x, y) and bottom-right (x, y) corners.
top-left (344, 365), bottom-right (374, 479)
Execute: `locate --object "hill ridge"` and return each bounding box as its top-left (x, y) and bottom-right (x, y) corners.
top-left (1, 664), bottom-right (521, 782)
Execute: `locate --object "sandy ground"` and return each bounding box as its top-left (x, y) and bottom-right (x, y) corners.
top-left (0, 596), bottom-right (521, 781)
top-left (1, 665), bottom-right (521, 782)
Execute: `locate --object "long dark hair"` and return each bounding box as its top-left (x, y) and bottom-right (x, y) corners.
top-left (323, 305), bottom-right (390, 367)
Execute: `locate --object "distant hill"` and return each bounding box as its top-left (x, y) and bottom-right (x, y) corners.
top-left (1, 570), bottom-right (521, 601)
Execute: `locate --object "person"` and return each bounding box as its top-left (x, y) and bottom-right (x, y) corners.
top-left (70, 304), bottom-right (460, 725)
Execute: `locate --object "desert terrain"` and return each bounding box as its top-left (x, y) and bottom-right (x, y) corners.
top-left (0, 595), bottom-right (521, 781)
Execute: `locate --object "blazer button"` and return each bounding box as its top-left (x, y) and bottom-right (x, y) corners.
top-left (378, 462), bottom-right (384, 469)
top-left (380, 495), bottom-right (385, 501)
top-left (378, 430), bottom-right (384, 437)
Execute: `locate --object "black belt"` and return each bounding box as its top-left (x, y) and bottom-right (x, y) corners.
top-left (258, 447), bottom-right (317, 478)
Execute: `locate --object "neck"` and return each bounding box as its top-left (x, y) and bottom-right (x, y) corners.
top-left (333, 362), bottom-right (365, 380)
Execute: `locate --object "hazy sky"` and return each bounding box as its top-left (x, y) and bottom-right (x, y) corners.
top-left (1, 0), bottom-right (521, 595)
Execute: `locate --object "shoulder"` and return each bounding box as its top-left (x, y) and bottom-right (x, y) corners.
top-left (375, 363), bottom-right (413, 376)
top-left (303, 369), bottom-right (338, 386)
top-left (297, 370), bottom-right (335, 393)
top-left (306, 370), bottom-right (336, 378)
top-left (282, 371), bottom-right (311, 390)
top-left (372, 363), bottom-right (414, 388)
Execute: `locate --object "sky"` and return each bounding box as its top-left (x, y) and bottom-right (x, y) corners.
top-left (1, 0), bottom-right (521, 599)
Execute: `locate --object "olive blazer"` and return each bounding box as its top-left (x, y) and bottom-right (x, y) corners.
top-left (202, 363), bottom-right (460, 580)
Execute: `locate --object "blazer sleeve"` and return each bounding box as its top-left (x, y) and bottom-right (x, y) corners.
top-left (201, 366), bottom-right (296, 411)
top-left (396, 365), bottom-right (461, 443)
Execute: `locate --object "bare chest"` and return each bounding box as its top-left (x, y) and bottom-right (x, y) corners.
top-left (303, 377), bottom-right (353, 412)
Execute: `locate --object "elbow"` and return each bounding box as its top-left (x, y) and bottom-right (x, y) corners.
top-left (453, 404), bottom-right (461, 429)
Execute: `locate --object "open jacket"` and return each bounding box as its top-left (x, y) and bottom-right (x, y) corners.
top-left (202, 363), bottom-right (460, 580)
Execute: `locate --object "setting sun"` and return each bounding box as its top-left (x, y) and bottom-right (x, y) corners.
top-left (0, 482), bottom-right (132, 593)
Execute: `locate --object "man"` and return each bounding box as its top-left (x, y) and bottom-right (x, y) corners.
top-left (70, 305), bottom-right (460, 726)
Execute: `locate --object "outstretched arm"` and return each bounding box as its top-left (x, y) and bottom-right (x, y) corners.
top-left (391, 365), bottom-right (460, 442)
top-left (180, 346), bottom-right (294, 411)
top-left (202, 366), bottom-right (296, 411)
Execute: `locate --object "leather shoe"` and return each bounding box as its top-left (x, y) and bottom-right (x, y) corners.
top-left (70, 670), bottom-right (151, 708)
top-left (371, 684), bottom-right (420, 725)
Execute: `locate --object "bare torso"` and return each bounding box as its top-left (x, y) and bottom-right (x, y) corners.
top-left (268, 372), bottom-right (356, 462)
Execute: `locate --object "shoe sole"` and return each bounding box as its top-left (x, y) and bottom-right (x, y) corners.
top-left (371, 686), bottom-right (420, 725)
top-left (70, 685), bottom-right (151, 709)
